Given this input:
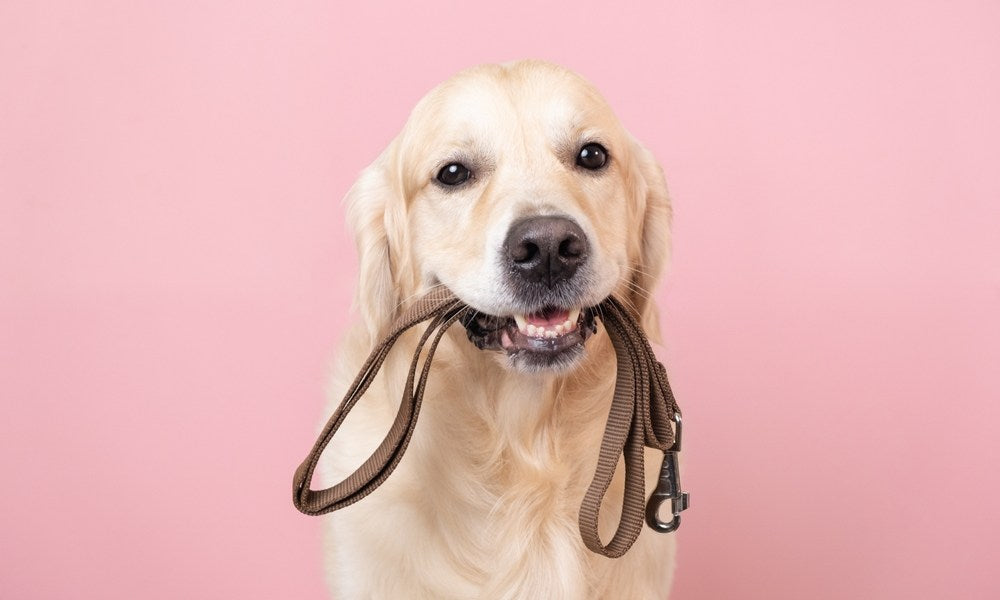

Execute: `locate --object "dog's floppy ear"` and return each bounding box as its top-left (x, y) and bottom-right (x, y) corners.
top-left (345, 140), bottom-right (407, 344)
top-left (627, 136), bottom-right (673, 341)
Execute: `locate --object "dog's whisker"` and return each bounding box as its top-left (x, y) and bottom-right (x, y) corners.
top-left (625, 263), bottom-right (659, 280)
top-left (621, 280), bottom-right (652, 300)
top-left (620, 278), bottom-right (655, 304)
top-left (621, 273), bottom-right (654, 296)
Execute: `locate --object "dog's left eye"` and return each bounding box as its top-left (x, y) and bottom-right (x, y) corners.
top-left (437, 162), bottom-right (472, 186)
top-left (576, 143), bottom-right (608, 170)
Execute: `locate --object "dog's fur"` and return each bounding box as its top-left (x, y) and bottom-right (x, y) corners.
top-left (318, 60), bottom-right (675, 599)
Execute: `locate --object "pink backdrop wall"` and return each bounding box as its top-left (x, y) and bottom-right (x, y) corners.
top-left (2, 1), bottom-right (998, 598)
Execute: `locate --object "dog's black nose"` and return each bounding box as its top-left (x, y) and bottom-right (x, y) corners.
top-left (505, 216), bottom-right (589, 287)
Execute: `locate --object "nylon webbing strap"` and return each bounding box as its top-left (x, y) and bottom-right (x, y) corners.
top-left (292, 288), bottom-right (682, 558)
top-left (577, 296), bottom-right (679, 557)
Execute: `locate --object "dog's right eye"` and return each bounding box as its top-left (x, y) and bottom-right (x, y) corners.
top-left (437, 163), bottom-right (471, 186)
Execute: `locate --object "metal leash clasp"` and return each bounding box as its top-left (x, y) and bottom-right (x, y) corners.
top-left (645, 411), bottom-right (690, 533)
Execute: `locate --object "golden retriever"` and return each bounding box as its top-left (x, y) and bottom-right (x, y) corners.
top-left (318, 60), bottom-right (675, 599)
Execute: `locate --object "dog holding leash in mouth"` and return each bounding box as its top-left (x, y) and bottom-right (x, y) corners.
top-left (315, 60), bottom-right (677, 599)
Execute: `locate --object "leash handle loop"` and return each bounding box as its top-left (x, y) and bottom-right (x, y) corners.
top-left (292, 289), bottom-right (465, 515)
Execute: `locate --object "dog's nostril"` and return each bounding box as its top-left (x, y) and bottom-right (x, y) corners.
top-left (512, 241), bottom-right (539, 264)
top-left (559, 237), bottom-right (584, 259)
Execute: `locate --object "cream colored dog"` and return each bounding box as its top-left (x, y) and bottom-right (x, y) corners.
top-left (318, 60), bottom-right (675, 599)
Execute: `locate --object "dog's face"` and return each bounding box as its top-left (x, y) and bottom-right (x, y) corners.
top-left (348, 61), bottom-right (670, 373)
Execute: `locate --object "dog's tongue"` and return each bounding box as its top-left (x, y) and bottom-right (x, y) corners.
top-left (525, 307), bottom-right (570, 327)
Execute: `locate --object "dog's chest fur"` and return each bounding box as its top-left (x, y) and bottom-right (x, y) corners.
top-left (319, 327), bottom-right (675, 599)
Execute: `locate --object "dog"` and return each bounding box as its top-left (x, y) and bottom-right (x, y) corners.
top-left (318, 60), bottom-right (675, 599)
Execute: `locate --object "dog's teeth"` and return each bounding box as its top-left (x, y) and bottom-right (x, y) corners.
top-left (518, 311), bottom-right (581, 339)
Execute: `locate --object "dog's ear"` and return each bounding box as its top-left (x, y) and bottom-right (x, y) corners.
top-left (345, 141), bottom-right (407, 344)
top-left (627, 136), bottom-right (673, 341)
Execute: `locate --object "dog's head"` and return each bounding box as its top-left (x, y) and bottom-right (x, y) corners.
top-left (346, 61), bottom-right (670, 373)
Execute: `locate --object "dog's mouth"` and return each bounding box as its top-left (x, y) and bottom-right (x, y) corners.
top-left (459, 305), bottom-right (599, 371)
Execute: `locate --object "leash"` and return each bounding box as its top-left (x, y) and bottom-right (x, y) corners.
top-left (292, 287), bottom-right (688, 558)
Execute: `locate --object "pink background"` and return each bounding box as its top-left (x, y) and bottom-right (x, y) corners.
top-left (2, 1), bottom-right (998, 598)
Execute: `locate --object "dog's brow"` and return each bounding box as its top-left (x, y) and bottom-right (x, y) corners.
top-left (430, 144), bottom-right (493, 174)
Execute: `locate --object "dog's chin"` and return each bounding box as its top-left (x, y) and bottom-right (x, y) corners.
top-left (459, 306), bottom-right (599, 374)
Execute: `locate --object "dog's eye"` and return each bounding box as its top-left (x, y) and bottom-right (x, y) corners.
top-left (576, 143), bottom-right (608, 170)
top-left (437, 162), bottom-right (471, 186)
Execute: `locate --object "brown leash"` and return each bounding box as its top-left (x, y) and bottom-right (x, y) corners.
top-left (292, 288), bottom-right (688, 558)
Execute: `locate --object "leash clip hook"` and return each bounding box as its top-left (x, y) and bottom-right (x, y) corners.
top-left (645, 411), bottom-right (690, 534)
